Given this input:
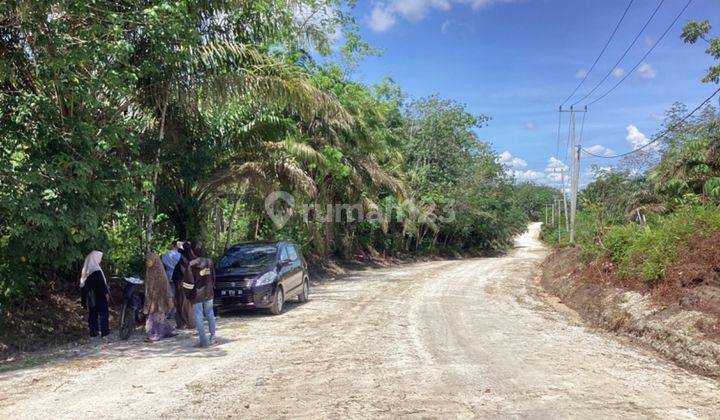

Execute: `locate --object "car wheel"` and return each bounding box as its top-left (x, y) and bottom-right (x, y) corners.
top-left (297, 277), bottom-right (309, 303)
top-left (270, 287), bottom-right (284, 315)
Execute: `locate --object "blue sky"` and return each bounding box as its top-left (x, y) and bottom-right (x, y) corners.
top-left (345, 0), bottom-right (719, 185)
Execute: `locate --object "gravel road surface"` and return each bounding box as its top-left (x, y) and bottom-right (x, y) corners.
top-left (1, 223), bottom-right (719, 418)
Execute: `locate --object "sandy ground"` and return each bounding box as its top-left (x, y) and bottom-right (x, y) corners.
top-left (1, 223), bottom-right (719, 419)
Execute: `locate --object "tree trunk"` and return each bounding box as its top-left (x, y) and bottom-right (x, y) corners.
top-left (323, 183), bottom-right (335, 255)
top-left (416, 226), bottom-right (427, 251)
top-left (254, 213), bottom-right (261, 239)
top-left (144, 95), bottom-right (168, 254)
top-left (224, 193), bottom-right (241, 251)
top-left (211, 196), bottom-right (221, 255)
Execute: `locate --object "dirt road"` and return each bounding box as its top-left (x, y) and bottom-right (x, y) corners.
top-left (1, 223), bottom-right (719, 418)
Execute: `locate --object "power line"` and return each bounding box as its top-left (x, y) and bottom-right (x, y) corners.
top-left (581, 86), bottom-right (720, 158)
top-left (571, 0), bottom-right (666, 107)
top-left (560, 0), bottom-right (636, 106)
top-left (585, 0), bottom-right (693, 107)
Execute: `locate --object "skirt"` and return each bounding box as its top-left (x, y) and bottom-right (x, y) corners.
top-left (174, 281), bottom-right (196, 330)
top-left (145, 312), bottom-right (175, 341)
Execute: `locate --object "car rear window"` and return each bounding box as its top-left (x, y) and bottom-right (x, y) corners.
top-left (217, 245), bottom-right (277, 270)
top-left (288, 245), bottom-right (299, 261)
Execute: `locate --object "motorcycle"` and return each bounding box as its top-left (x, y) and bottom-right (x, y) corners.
top-left (114, 275), bottom-right (146, 340)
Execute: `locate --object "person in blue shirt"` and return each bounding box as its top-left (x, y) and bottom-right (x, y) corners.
top-left (161, 240), bottom-right (182, 319)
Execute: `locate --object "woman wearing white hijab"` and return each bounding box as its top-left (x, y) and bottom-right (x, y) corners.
top-left (80, 251), bottom-right (110, 337)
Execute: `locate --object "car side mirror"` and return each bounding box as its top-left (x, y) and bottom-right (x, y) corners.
top-left (279, 259), bottom-right (292, 268)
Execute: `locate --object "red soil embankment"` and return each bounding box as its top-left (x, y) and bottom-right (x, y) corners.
top-left (541, 244), bottom-right (720, 378)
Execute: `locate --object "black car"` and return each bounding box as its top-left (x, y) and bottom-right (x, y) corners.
top-left (214, 241), bottom-right (309, 314)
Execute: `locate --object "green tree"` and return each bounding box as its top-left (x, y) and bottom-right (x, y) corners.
top-left (682, 20), bottom-right (720, 84)
top-left (0, 0), bottom-right (148, 299)
top-left (513, 183), bottom-right (558, 221)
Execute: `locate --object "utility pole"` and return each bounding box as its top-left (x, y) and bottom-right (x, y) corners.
top-left (556, 197), bottom-right (561, 243)
top-left (560, 105), bottom-right (586, 244)
top-left (570, 145), bottom-right (581, 243)
top-left (551, 200), bottom-right (555, 226)
top-left (561, 169), bottom-right (569, 233)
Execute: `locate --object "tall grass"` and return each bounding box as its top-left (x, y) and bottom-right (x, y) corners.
top-left (595, 206), bottom-right (720, 282)
top-left (542, 205), bottom-right (720, 283)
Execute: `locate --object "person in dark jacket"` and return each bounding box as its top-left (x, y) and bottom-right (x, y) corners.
top-left (80, 251), bottom-right (110, 338)
top-left (184, 241), bottom-right (217, 348)
top-left (172, 242), bottom-right (195, 330)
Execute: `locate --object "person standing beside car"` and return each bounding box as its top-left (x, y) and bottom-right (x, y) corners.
top-left (80, 250), bottom-right (110, 338)
top-left (172, 242), bottom-right (195, 330)
top-left (161, 240), bottom-right (182, 319)
top-left (184, 241), bottom-right (218, 348)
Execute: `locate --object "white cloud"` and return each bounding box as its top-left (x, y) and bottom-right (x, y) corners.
top-left (650, 112), bottom-right (666, 121)
top-left (293, 4), bottom-right (344, 43)
top-left (512, 170), bottom-right (545, 181)
top-left (440, 19), bottom-right (474, 34)
top-left (544, 157), bottom-right (568, 182)
top-left (612, 67), bottom-right (625, 78)
top-left (637, 62), bottom-right (656, 79)
top-left (584, 144), bottom-right (616, 157)
top-left (368, 6), bottom-right (397, 32)
top-left (545, 157), bottom-right (568, 172)
top-left (393, 0), bottom-right (451, 21)
top-left (575, 69), bottom-right (588, 79)
top-left (499, 151), bottom-right (528, 168)
top-left (524, 122), bottom-right (536, 130)
top-left (441, 19), bottom-right (452, 33)
top-left (459, 0), bottom-right (499, 10)
top-left (626, 124), bottom-right (659, 151)
top-left (367, 0), bottom-right (514, 32)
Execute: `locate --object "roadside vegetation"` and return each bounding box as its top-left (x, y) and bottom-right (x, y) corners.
top-left (542, 101), bottom-right (720, 284)
top-left (542, 19), bottom-right (720, 310)
top-left (0, 0), bottom-right (555, 332)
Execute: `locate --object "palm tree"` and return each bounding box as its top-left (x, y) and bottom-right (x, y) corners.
top-left (126, 1), bottom-right (353, 248)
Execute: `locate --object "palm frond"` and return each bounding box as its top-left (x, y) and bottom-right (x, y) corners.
top-left (264, 139), bottom-right (328, 167)
top-left (202, 159), bottom-right (316, 197)
top-left (351, 154), bottom-right (406, 197)
top-left (271, 159), bottom-right (317, 197)
top-left (188, 40), bottom-right (353, 128)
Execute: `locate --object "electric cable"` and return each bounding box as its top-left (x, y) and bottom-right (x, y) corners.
top-left (571, 0), bottom-right (666, 107)
top-left (560, 0), bottom-right (636, 106)
top-left (581, 86), bottom-right (720, 158)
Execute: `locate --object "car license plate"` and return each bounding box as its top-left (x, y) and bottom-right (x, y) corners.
top-left (221, 289), bottom-right (242, 297)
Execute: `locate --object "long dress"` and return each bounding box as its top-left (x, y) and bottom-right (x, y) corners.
top-left (144, 253), bottom-right (177, 341)
top-left (173, 258), bottom-right (196, 329)
top-left (145, 312), bottom-right (175, 341)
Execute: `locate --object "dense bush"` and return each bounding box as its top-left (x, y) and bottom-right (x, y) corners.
top-left (0, 1), bottom-right (544, 304)
top-left (601, 206), bottom-right (720, 282)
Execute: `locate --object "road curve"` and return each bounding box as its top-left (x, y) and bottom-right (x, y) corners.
top-left (1, 223), bottom-right (719, 418)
